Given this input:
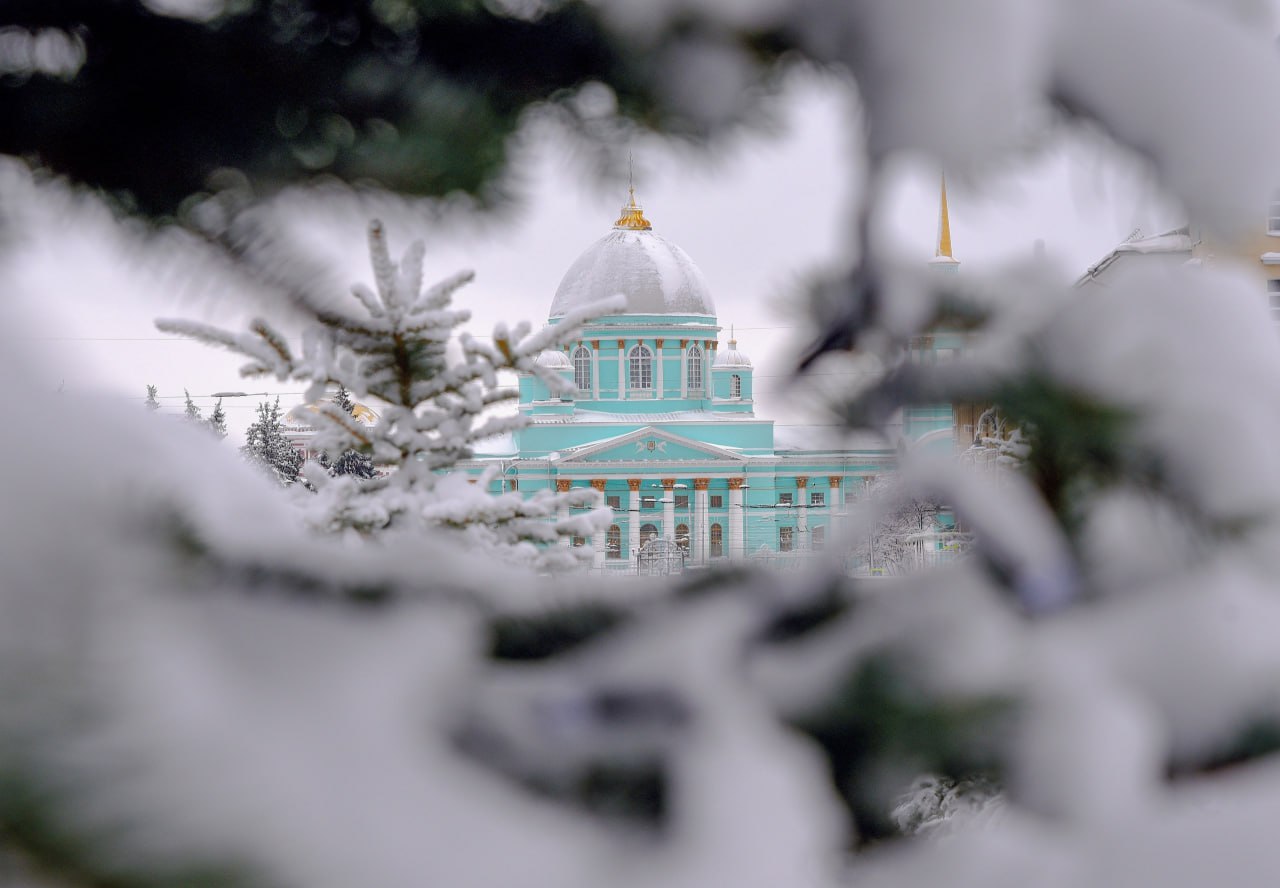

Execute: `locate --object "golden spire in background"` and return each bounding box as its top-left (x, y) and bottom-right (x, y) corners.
top-left (936, 173), bottom-right (954, 259)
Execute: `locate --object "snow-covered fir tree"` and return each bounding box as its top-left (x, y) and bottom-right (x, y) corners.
top-left (159, 220), bottom-right (619, 569)
top-left (322, 385), bottom-right (375, 480)
top-left (206, 397), bottom-right (227, 440)
top-left (181, 388), bottom-right (201, 424)
top-left (144, 384), bottom-right (158, 411)
top-left (240, 396), bottom-right (302, 485)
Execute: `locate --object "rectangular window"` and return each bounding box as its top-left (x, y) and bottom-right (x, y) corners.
top-left (812, 526), bottom-right (825, 551)
top-left (675, 494), bottom-right (689, 509)
top-left (641, 495), bottom-right (657, 510)
top-left (779, 526), bottom-right (794, 552)
top-left (606, 495), bottom-right (621, 510)
top-left (709, 495), bottom-right (723, 508)
top-left (778, 493), bottom-right (793, 506)
top-left (1270, 193), bottom-right (1280, 234)
top-left (810, 491), bottom-right (825, 507)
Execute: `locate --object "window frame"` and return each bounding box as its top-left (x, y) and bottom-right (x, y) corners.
top-left (779, 526), bottom-right (794, 552)
top-left (606, 525), bottom-right (622, 559)
top-left (709, 522), bottom-right (723, 558)
top-left (810, 491), bottom-right (825, 507)
top-left (730, 373), bottom-right (742, 399)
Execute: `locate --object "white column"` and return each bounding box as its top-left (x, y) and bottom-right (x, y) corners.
top-left (796, 478), bottom-right (808, 546)
top-left (662, 480), bottom-right (675, 541)
top-left (694, 479), bottom-right (709, 564)
top-left (628, 479), bottom-right (641, 558)
top-left (591, 347), bottom-right (599, 399)
top-left (680, 347), bottom-right (688, 398)
top-left (591, 479), bottom-right (607, 568)
top-left (556, 479), bottom-right (571, 547)
top-left (656, 340), bottom-right (664, 400)
top-left (729, 480), bottom-right (745, 559)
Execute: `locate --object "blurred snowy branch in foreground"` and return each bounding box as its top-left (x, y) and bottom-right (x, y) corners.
top-left (5, 1), bottom-right (1280, 887)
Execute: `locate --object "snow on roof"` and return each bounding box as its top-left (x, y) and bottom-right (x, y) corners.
top-left (1075, 225), bottom-right (1196, 287)
top-left (472, 431), bottom-right (517, 456)
top-left (774, 424), bottom-right (889, 452)
top-left (549, 227), bottom-right (715, 318)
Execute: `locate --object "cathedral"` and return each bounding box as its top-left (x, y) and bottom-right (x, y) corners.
top-left (466, 188), bottom-right (899, 571)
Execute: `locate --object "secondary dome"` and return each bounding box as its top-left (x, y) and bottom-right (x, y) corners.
top-left (549, 190), bottom-right (716, 318)
top-left (714, 338), bottom-right (752, 368)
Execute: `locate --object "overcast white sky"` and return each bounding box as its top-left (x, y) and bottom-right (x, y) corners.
top-left (4, 70), bottom-right (1185, 440)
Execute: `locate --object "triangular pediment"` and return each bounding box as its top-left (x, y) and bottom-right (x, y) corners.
top-left (555, 426), bottom-right (746, 465)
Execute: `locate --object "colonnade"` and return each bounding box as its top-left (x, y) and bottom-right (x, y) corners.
top-left (577, 474), bottom-right (847, 567)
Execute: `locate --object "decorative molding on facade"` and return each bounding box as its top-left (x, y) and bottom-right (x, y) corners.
top-left (661, 478), bottom-right (676, 488)
top-left (828, 476), bottom-right (842, 488)
top-left (617, 339), bottom-right (626, 348)
top-left (795, 476), bottom-right (808, 488)
top-left (592, 340), bottom-right (600, 349)
top-left (694, 478), bottom-right (710, 491)
top-left (728, 477), bottom-right (747, 490)
top-left (590, 478), bottom-right (608, 491)
top-left (556, 479), bottom-right (572, 492)
top-left (655, 338), bottom-right (664, 348)
top-left (627, 478), bottom-right (642, 491)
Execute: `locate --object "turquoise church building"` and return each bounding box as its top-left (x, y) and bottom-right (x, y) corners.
top-left (466, 188), bottom-right (901, 571)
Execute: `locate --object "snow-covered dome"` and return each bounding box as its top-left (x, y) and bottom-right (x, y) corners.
top-left (549, 190), bottom-right (715, 319)
top-left (713, 338), bottom-right (752, 369)
top-left (534, 349), bottom-right (573, 370)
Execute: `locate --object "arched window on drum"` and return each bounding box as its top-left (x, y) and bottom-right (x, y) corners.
top-left (629, 344), bottom-right (653, 395)
top-left (572, 346), bottom-right (592, 392)
top-left (686, 344), bottom-right (703, 394)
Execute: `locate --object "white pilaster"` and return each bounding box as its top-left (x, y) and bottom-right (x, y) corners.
top-left (656, 341), bottom-right (664, 400)
top-left (680, 348), bottom-right (687, 398)
top-left (591, 347), bottom-right (599, 399)
top-left (618, 341), bottom-right (626, 399)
